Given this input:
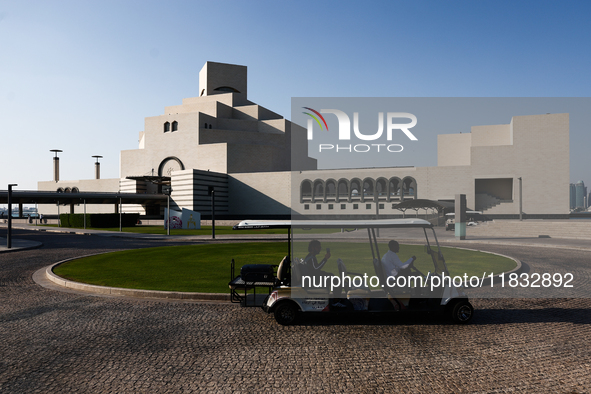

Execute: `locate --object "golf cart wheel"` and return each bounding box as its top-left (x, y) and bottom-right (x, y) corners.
top-left (450, 300), bottom-right (474, 324)
top-left (274, 302), bottom-right (299, 326)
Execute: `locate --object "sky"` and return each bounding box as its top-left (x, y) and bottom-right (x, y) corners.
top-left (1, 0), bottom-right (590, 200)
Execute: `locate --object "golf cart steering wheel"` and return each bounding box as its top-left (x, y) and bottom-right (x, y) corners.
top-left (408, 259), bottom-right (425, 277)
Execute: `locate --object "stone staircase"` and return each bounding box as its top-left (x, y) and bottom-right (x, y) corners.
top-left (475, 193), bottom-right (512, 212)
top-left (467, 220), bottom-right (591, 240)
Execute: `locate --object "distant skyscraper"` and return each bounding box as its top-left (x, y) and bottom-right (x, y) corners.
top-left (575, 181), bottom-right (587, 209)
top-left (570, 183), bottom-right (577, 209)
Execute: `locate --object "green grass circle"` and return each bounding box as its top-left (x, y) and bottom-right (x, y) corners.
top-left (53, 242), bottom-right (517, 293)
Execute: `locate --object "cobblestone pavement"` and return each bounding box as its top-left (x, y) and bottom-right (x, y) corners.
top-left (1, 229), bottom-right (590, 393)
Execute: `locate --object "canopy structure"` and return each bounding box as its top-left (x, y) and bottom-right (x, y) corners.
top-left (389, 199), bottom-right (455, 223)
top-left (0, 190), bottom-right (166, 208)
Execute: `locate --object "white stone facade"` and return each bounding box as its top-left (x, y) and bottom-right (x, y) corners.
top-left (38, 62), bottom-right (569, 219)
top-left (294, 113), bottom-right (569, 217)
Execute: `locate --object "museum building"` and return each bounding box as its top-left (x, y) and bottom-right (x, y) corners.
top-left (38, 62), bottom-right (570, 219)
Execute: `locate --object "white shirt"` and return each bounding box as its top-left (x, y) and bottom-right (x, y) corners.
top-left (381, 250), bottom-right (414, 277)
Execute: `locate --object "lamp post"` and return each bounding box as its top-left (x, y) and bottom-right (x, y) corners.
top-left (119, 192), bottom-right (122, 232)
top-left (7, 184), bottom-right (17, 248)
top-left (375, 199), bottom-right (380, 237)
top-left (164, 186), bottom-right (172, 236)
top-left (208, 186), bottom-right (215, 239)
top-left (519, 177), bottom-right (523, 221)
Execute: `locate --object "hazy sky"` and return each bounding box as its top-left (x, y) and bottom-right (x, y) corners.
top-left (1, 0), bottom-right (590, 197)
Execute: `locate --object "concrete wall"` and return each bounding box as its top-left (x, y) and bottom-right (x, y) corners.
top-left (199, 61), bottom-right (247, 98)
top-left (228, 171), bottom-right (291, 217)
top-left (438, 133), bottom-right (471, 166)
top-left (171, 169), bottom-right (229, 216)
top-left (292, 113), bottom-right (570, 217)
top-left (37, 178), bottom-right (121, 214)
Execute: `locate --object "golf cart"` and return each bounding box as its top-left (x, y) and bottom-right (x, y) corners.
top-left (230, 219), bottom-right (473, 326)
top-left (445, 211), bottom-right (485, 231)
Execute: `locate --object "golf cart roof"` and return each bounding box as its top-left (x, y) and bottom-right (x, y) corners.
top-left (233, 218), bottom-right (433, 230)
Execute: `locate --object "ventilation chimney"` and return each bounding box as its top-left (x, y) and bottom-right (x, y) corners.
top-left (50, 150), bottom-right (62, 182)
top-left (92, 155), bottom-right (103, 179)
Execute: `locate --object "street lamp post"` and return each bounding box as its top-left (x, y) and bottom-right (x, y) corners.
top-left (7, 184), bottom-right (17, 249)
top-left (375, 200), bottom-right (380, 237)
top-left (164, 186), bottom-right (172, 236)
top-left (208, 186), bottom-right (215, 239)
top-left (518, 177), bottom-right (523, 221)
top-left (119, 194), bottom-right (122, 232)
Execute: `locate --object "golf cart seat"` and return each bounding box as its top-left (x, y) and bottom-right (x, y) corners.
top-left (276, 255), bottom-right (290, 286)
top-left (337, 258), bottom-right (372, 297)
top-left (372, 258), bottom-right (410, 303)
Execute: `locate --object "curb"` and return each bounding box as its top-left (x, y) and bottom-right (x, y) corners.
top-left (44, 254), bottom-right (230, 302)
top-left (20, 225), bottom-right (288, 241)
top-left (446, 246), bottom-right (523, 288)
top-left (0, 241), bottom-right (44, 254)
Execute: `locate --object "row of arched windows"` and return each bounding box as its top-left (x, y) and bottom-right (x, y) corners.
top-left (164, 121), bottom-right (178, 133)
top-left (300, 176), bottom-right (417, 203)
top-left (56, 187), bottom-right (80, 193)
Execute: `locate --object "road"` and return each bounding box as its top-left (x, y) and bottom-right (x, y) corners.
top-left (1, 229), bottom-right (590, 393)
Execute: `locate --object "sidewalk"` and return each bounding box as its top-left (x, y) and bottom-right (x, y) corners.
top-left (0, 237), bottom-right (43, 253)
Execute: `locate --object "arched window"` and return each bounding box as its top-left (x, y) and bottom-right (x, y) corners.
top-left (209, 124), bottom-right (212, 129)
top-left (313, 179), bottom-right (325, 202)
top-left (350, 178), bottom-right (362, 200)
top-left (376, 178), bottom-right (388, 200)
top-left (164, 122), bottom-right (170, 132)
top-left (363, 178), bottom-right (375, 201)
top-left (389, 177), bottom-right (401, 200)
top-left (64, 187), bottom-right (72, 193)
top-left (325, 179), bottom-right (337, 201)
top-left (72, 187), bottom-right (79, 193)
top-left (172, 121), bottom-right (178, 132)
top-left (402, 177), bottom-right (417, 200)
top-left (57, 188), bottom-right (64, 193)
top-left (204, 123), bottom-right (208, 128)
top-left (301, 180), bottom-right (312, 202)
top-left (337, 179), bottom-right (349, 202)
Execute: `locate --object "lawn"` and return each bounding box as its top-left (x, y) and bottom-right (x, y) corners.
top-left (41, 225), bottom-right (344, 236)
top-left (54, 241), bottom-right (517, 293)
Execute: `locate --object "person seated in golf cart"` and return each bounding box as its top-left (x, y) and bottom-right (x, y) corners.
top-left (380, 240), bottom-right (417, 310)
top-left (302, 240), bottom-right (343, 301)
top-left (381, 240), bottom-right (416, 279)
top-left (302, 240), bottom-right (332, 276)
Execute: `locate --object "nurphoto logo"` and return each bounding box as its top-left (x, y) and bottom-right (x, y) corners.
top-left (303, 107), bottom-right (418, 153)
